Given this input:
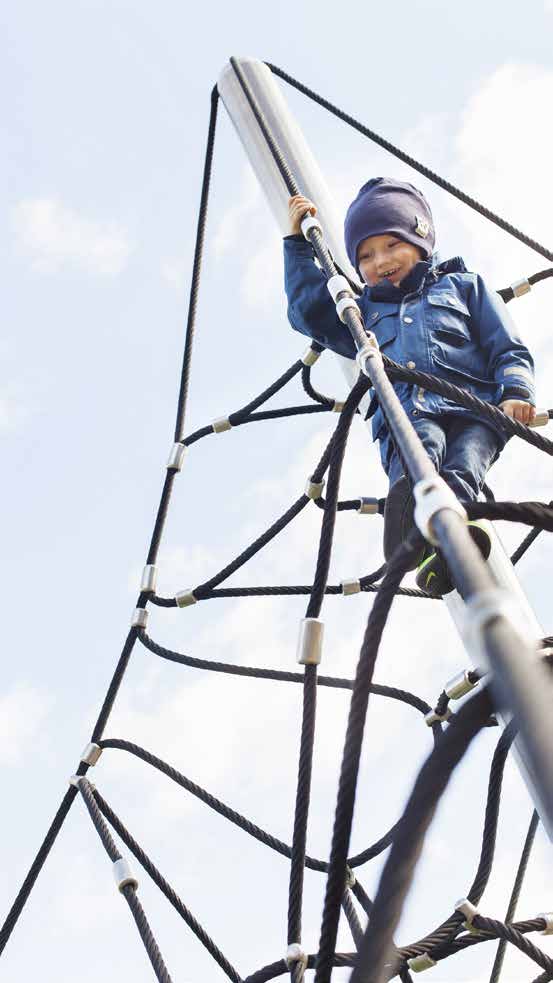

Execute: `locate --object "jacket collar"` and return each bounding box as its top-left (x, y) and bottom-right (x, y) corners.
top-left (367, 255), bottom-right (467, 301)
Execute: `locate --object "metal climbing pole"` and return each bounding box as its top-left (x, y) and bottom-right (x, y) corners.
top-left (218, 56), bottom-right (553, 838)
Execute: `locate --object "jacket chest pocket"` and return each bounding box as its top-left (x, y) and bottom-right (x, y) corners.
top-left (427, 292), bottom-right (472, 348)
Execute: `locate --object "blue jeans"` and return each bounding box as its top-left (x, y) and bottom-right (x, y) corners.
top-left (386, 415), bottom-right (505, 502)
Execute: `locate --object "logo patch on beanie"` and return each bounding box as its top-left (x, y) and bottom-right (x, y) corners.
top-left (415, 216), bottom-right (430, 238)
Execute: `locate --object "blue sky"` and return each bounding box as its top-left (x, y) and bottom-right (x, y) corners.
top-left (3, 1), bottom-right (553, 981)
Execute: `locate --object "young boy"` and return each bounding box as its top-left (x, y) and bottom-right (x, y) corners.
top-left (284, 178), bottom-right (536, 595)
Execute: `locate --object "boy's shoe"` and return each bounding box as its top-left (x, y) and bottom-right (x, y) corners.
top-left (383, 476), bottom-right (424, 570)
top-left (415, 520), bottom-right (492, 597)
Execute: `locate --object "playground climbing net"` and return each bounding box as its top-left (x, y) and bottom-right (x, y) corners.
top-left (3, 61), bottom-right (553, 983)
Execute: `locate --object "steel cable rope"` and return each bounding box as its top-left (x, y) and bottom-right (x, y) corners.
top-left (265, 63), bottom-right (553, 265)
top-left (0, 85), bottom-right (220, 958)
top-left (76, 779), bottom-right (173, 983)
top-left (96, 734), bottom-right (438, 874)
top-left (383, 357), bottom-right (553, 455)
top-left (92, 790), bottom-right (242, 982)
top-left (241, 912), bottom-right (553, 983)
top-left (288, 375), bottom-right (370, 973)
top-left (314, 528), bottom-right (426, 983)
top-left (488, 810), bottom-right (540, 983)
top-left (287, 663), bottom-right (317, 973)
top-left (4, 63), bottom-right (553, 983)
top-left (395, 721), bottom-right (518, 967)
top-left (350, 688), bottom-right (494, 983)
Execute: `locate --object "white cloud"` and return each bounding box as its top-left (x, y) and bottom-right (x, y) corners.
top-left (14, 198), bottom-right (132, 274)
top-left (451, 64), bottom-right (553, 287)
top-left (0, 683), bottom-right (51, 765)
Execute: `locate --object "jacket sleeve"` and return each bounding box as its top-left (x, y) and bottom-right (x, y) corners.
top-left (283, 236), bottom-right (357, 360)
top-left (467, 274), bottom-right (536, 404)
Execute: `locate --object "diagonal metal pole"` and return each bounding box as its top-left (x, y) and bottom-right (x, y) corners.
top-left (218, 55), bottom-right (553, 841)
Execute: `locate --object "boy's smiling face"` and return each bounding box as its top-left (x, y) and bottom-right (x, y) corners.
top-left (357, 233), bottom-right (424, 287)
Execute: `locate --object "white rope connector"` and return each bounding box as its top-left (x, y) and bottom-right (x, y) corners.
top-left (296, 618), bottom-right (324, 665)
top-left (167, 443), bottom-right (187, 471)
top-left (301, 346), bottom-right (321, 367)
top-left (80, 743), bottom-right (102, 767)
top-left (413, 475), bottom-right (467, 545)
top-left (131, 608), bottom-right (148, 629)
top-left (300, 214), bottom-right (322, 239)
top-left (113, 857), bottom-right (139, 893)
top-left (456, 898), bottom-right (480, 932)
top-left (445, 669), bottom-right (478, 700)
top-left (140, 564), bottom-right (157, 594)
top-left (538, 912), bottom-right (553, 935)
top-left (332, 400), bottom-right (345, 412)
top-left (341, 578), bottom-right (361, 596)
top-left (336, 296), bottom-right (360, 323)
top-left (407, 953), bottom-right (436, 972)
top-left (356, 333), bottom-right (380, 373)
top-left (212, 416), bottom-right (232, 433)
top-left (286, 943), bottom-right (308, 970)
top-left (175, 589), bottom-right (197, 608)
top-left (357, 497), bottom-right (379, 515)
top-left (305, 477), bottom-right (325, 500)
top-left (326, 274), bottom-right (352, 302)
top-left (511, 277), bottom-right (531, 297)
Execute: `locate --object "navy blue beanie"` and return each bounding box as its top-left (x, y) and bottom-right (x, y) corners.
top-left (344, 177), bottom-right (435, 270)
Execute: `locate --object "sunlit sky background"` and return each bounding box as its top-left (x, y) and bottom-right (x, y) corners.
top-left (3, 2), bottom-right (553, 980)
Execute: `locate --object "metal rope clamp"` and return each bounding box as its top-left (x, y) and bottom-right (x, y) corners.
top-left (80, 742), bottom-right (102, 766)
top-left (355, 332), bottom-right (380, 375)
top-left (300, 214), bottom-right (323, 239)
top-left (445, 668), bottom-right (478, 700)
top-left (413, 475), bottom-right (466, 545)
top-left (305, 477), bottom-right (325, 500)
top-left (455, 898), bottom-right (481, 934)
top-left (511, 277), bottom-right (531, 297)
top-left (301, 346), bottom-right (321, 367)
top-left (538, 912), bottom-right (553, 935)
top-left (296, 618), bottom-right (324, 665)
top-left (167, 443), bottom-right (187, 471)
top-left (113, 857), bottom-right (139, 893)
top-left (407, 952), bottom-right (437, 972)
top-left (286, 943), bottom-right (308, 970)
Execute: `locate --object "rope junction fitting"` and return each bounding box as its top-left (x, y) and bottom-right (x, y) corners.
top-left (3, 58), bottom-right (553, 983)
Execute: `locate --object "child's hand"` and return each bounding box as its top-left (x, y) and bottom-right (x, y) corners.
top-left (499, 399), bottom-right (536, 425)
top-left (289, 195), bottom-right (317, 235)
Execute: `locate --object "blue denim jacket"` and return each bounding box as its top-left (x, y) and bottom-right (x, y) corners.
top-left (284, 236), bottom-right (535, 460)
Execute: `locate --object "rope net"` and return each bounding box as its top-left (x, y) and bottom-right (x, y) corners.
top-left (3, 65), bottom-right (553, 983)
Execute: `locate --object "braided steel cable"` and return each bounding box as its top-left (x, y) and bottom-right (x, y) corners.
top-left (384, 357), bottom-right (553, 455)
top-left (306, 376), bottom-right (371, 618)
top-left (350, 688), bottom-right (493, 983)
top-left (93, 790), bottom-right (241, 982)
top-left (287, 664), bottom-right (318, 949)
top-left (396, 721), bottom-right (516, 965)
top-left (77, 779), bottom-right (173, 983)
top-left (265, 63), bottom-right (553, 265)
top-left (488, 810), bottom-right (540, 983)
top-left (5, 63), bottom-right (553, 983)
top-left (314, 529), bottom-right (425, 983)
top-left (96, 738), bottom-right (430, 875)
